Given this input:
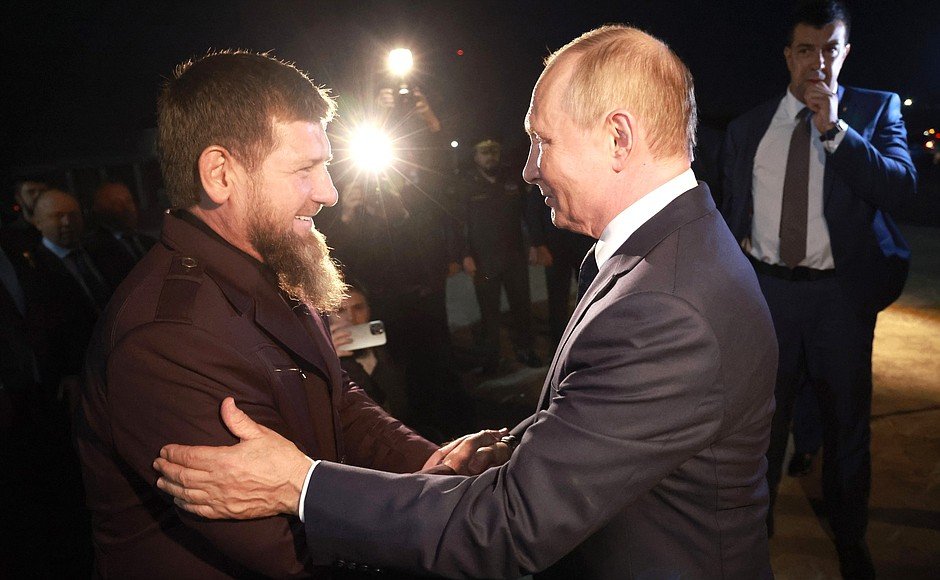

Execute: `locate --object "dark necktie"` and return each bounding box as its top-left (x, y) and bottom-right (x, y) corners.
top-left (577, 245), bottom-right (599, 300)
top-left (66, 249), bottom-right (111, 312)
top-left (779, 107), bottom-right (812, 268)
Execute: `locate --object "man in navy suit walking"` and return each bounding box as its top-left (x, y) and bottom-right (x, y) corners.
top-left (720, 2), bottom-right (917, 576)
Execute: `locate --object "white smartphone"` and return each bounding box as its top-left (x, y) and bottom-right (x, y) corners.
top-left (344, 320), bottom-right (387, 351)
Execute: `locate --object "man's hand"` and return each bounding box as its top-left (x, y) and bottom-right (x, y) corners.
top-left (154, 397), bottom-right (312, 520)
top-left (413, 87), bottom-right (441, 133)
top-left (529, 245), bottom-right (553, 267)
top-left (376, 87), bottom-right (396, 110)
top-left (328, 315), bottom-right (355, 358)
top-left (447, 261), bottom-right (462, 277)
top-left (804, 81), bottom-right (839, 134)
top-left (422, 429), bottom-right (514, 475)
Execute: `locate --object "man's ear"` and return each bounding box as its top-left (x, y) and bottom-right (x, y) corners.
top-left (608, 110), bottom-right (635, 172)
top-left (198, 145), bottom-right (239, 205)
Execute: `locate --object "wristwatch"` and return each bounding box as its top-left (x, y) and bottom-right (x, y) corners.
top-left (820, 119), bottom-right (848, 142)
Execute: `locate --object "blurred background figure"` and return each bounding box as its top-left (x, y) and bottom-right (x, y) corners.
top-left (29, 189), bottom-right (112, 386)
top-left (85, 181), bottom-right (156, 287)
top-left (0, 218), bottom-right (61, 578)
top-left (323, 85), bottom-right (467, 440)
top-left (329, 283), bottom-right (409, 420)
top-left (1, 180), bottom-right (47, 257)
top-left (13, 187), bottom-right (97, 575)
top-left (454, 138), bottom-right (540, 373)
top-left (526, 183), bottom-right (595, 349)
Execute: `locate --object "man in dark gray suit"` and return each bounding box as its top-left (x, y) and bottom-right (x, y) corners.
top-left (155, 25), bottom-right (777, 579)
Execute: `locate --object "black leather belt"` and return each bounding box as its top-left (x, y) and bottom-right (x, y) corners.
top-left (748, 255), bottom-right (836, 281)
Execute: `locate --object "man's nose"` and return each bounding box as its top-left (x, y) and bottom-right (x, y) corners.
top-left (314, 173), bottom-right (339, 209)
top-left (522, 150), bottom-right (539, 184)
top-left (811, 49), bottom-right (825, 70)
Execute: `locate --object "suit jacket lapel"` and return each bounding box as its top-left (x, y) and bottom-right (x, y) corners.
top-left (249, 287), bottom-right (332, 378)
top-left (537, 184), bottom-right (716, 410)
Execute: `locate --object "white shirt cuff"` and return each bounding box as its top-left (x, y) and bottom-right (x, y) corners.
top-left (824, 129), bottom-right (846, 153)
top-left (297, 459), bottom-right (318, 523)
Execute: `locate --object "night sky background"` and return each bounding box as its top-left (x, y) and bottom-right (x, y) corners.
top-left (4, 0), bottom-right (938, 182)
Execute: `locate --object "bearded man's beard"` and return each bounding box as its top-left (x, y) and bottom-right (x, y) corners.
top-left (248, 196), bottom-right (346, 313)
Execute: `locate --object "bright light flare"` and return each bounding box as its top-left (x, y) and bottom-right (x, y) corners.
top-left (450, 140), bottom-right (459, 148)
top-left (903, 98), bottom-right (913, 106)
top-left (349, 126), bottom-right (394, 173)
top-left (927, 141), bottom-right (936, 149)
top-left (387, 48), bottom-right (413, 77)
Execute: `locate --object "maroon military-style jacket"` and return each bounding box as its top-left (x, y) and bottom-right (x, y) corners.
top-left (76, 211), bottom-right (438, 578)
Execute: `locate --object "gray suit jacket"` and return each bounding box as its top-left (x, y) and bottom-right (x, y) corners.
top-left (304, 184), bottom-right (777, 579)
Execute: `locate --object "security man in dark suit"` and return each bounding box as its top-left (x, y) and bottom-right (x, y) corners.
top-left (720, 2), bottom-right (916, 576)
top-left (456, 138), bottom-right (540, 372)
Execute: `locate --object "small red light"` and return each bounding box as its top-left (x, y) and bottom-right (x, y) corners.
top-left (456, 49), bottom-right (464, 56)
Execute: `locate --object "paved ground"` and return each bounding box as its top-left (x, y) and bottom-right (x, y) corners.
top-left (449, 224), bottom-right (940, 579)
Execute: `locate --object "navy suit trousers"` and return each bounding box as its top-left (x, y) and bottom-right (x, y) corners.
top-left (758, 272), bottom-right (876, 545)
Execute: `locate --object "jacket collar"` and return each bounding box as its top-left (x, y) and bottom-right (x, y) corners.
top-left (538, 183), bottom-right (715, 410)
top-left (160, 211), bottom-right (331, 376)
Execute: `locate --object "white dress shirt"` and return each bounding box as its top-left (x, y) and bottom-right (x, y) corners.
top-left (749, 89), bottom-right (840, 270)
top-left (594, 168), bottom-right (699, 268)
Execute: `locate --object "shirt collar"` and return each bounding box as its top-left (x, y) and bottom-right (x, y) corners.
top-left (42, 237), bottom-right (74, 259)
top-left (595, 168), bottom-right (698, 268)
top-left (783, 88), bottom-right (806, 120)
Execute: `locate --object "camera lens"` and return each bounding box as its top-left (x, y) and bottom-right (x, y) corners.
top-left (370, 322), bottom-right (384, 335)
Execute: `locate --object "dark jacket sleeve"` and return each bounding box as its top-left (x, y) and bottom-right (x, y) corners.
top-left (303, 291), bottom-right (724, 578)
top-left (828, 92), bottom-right (917, 213)
top-left (105, 322), bottom-right (315, 578)
top-left (337, 371), bottom-right (438, 473)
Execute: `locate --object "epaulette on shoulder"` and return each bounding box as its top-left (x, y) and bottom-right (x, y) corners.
top-left (155, 254), bottom-right (205, 324)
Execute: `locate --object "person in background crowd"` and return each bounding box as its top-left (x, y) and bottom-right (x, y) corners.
top-left (455, 138), bottom-right (541, 373)
top-left (329, 284), bottom-right (409, 419)
top-left (85, 181), bottom-right (157, 286)
top-left (2, 180), bottom-right (47, 257)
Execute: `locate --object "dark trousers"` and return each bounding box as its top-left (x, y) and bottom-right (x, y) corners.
top-left (474, 261), bottom-right (534, 362)
top-left (792, 378), bottom-right (823, 455)
top-left (759, 273), bottom-right (876, 547)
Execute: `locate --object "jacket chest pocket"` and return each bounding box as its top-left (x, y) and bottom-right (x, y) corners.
top-left (259, 348), bottom-right (340, 462)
